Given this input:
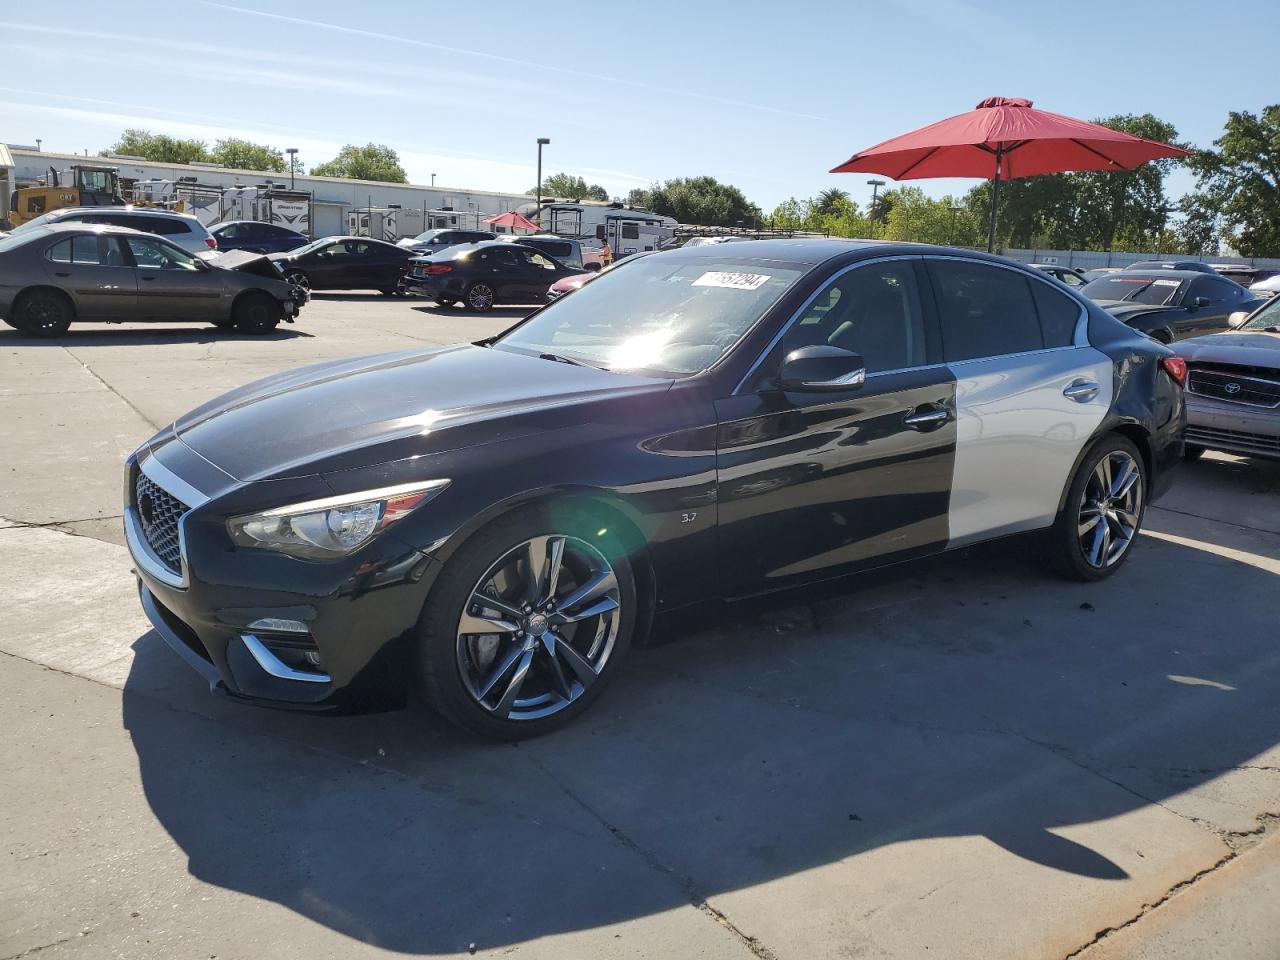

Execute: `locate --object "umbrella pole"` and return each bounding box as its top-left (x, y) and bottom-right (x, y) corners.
top-left (987, 146), bottom-right (1002, 254)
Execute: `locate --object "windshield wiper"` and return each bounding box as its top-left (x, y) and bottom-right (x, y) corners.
top-left (539, 351), bottom-right (604, 369)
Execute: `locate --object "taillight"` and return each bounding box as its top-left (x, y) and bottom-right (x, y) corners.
top-left (1161, 356), bottom-right (1187, 387)
top-left (425, 263), bottom-right (453, 275)
top-left (205, 236), bottom-right (217, 250)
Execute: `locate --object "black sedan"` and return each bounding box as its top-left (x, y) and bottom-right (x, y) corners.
top-left (210, 220), bottom-right (309, 255)
top-left (124, 240), bottom-right (1185, 739)
top-left (0, 223), bottom-right (305, 336)
top-left (269, 236), bottom-right (414, 295)
top-left (400, 240), bottom-right (580, 310)
top-left (1081, 269), bottom-right (1265, 343)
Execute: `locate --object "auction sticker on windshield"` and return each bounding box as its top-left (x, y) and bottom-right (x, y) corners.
top-left (692, 271), bottom-right (772, 291)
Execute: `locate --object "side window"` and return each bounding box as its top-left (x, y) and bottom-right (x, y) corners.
top-left (147, 218), bottom-right (188, 236)
top-left (621, 224), bottom-right (640, 240)
top-left (218, 223), bottom-right (245, 240)
top-left (781, 261), bottom-right (928, 374)
top-left (47, 239), bottom-right (73, 263)
top-left (1194, 277), bottom-right (1239, 304)
top-left (528, 252), bottom-right (557, 271)
top-left (928, 259), bottom-right (1044, 361)
top-left (124, 236), bottom-right (199, 271)
top-left (493, 249), bottom-right (521, 268)
top-left (1029, 280), bottom-right (1081, 348)
top-left (70, 235), bottom-right (103, 265)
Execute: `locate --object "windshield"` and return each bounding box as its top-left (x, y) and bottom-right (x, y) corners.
top-left (410, 230), bottom-right (448, 243)
top-left (288, 238), bottom-right (333, 256)
top-left (1082, 275), bottom-right (1183, 305)
top-left (495, 256), bottom-right (804, 375)
top-left (1241, 297), bottom-right (1280, 331)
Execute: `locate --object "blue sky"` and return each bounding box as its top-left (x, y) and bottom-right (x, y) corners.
top-left (2, 0), bottom-right (1274, 213)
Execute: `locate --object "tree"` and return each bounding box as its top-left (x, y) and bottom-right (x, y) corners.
top-left (104, 129), bottom-right (208, 164)
top-left (881, 188), bottom-right (983, 246)
top-left (626, 186), bottom-right (653, 209)
top-left (1186, 105), bottom-right (1280, 256)
top-left (529, 172), bottom-right (608, 202)
top-left (815, 188), bottom-right (850, 216)
top-left (644, 176), bottom-right (761, 226)
top-left (770, 197), bottom-right (813, 233)
top-left (310, 143), bottom-right (407, 183)
top-left (209, 138), bottom-right (287, 172)
top-left (1176, 194), bottom-right (1220, 255)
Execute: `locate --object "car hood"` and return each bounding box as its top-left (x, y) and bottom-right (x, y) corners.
top-left (210, 249), bottom-right (283, 280)
top-left (1174, 330), bottom-right (1280, 367)
top-left (1097, 301), bottom-right (1181, 320)
top-left (172, 344), bottom-right (671, 481)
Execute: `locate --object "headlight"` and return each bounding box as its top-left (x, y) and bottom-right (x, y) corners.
top-left (227, 479), bottom-right (449, 560)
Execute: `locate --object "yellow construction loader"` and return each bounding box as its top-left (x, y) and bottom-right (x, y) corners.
top-left (9, 164), bottom-right (125, 225)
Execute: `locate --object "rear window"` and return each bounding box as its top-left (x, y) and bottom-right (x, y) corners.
top-left (1081, 275), bottom-right (1182, 305)
top-left (1029, 280), bottom-right (1081, 347)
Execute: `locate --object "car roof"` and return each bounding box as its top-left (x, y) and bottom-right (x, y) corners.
top-left (214, 220), bottom-right (300, 230)
top-left (50, 205), bottom-right (200, 223)
top-left (41, 222), bottom-right (149, 236)
top-left (660, 238), bottom-right (1020, 269)
top-left (1100, 269), bottom-right (1206, 281)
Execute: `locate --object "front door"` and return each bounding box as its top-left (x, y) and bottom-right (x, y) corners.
top-left (715, 257), bottom-right (955, 596)
top-left (121, 235), bottom-right (221, 321)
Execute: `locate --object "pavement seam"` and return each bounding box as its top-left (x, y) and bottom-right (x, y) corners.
top-left (1148, 503), bottom-right (1280, 539)
top-left (59, 345), bottom-right (162, 431)
top-left (1062, 811), bottom-right (1280, 959)
top-left (528, 755), bottom-right (779, 960)
top-left (0, 932), bottom-right (87, 960)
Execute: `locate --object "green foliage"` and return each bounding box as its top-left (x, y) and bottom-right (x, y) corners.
top-left (529, 173), bottom-right (608, 202)
top-left (104, 129), bottom-right (208, 165)
top-left (209, 138), bottom-right (287, 172)
top-left (882, 188), bottom-right (982, 246)
top-left (814, 188), bottom-right (850, 216)
top-left (310, 143), bottom-right (407, 183)
top-left (643, 176), bottom-right (762, 226)
top-left (1186, 105), bottom-right (1280, 257)
top-left (625, 186), bottom-right (652, 208)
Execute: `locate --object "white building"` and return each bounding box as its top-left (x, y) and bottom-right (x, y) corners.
top-left (5, 147), bottom-right (533, 237)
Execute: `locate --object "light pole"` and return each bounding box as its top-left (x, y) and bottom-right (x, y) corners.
top-left (535, 137), bottom-right (550, 228)
top-left (430, 173), bottom-right (436, 186)
top-left (948, 204), bottom-right (961, 245)
top-left (286, 148), bottom-right (298, 190)
top-left (867, 179), bottom-right (885, 237)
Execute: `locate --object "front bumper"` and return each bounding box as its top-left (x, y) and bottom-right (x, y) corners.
top-left (125, 447), bottom-right (442, 711)
top-left (1185, 393), bottom-right (1280, 460)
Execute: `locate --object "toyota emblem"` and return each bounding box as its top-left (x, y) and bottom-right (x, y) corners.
top-left (1224, 382), bottom-right (1242, 395)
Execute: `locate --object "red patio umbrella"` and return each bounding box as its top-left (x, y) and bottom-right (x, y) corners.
top-left (484, 210), bottom-right (542, 232)
top-left (831, 97), bottom-right (1190, 252)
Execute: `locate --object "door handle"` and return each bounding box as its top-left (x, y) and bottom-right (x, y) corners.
top-left (903, 406), bottom-right (950, 431)
top-left (54, 271), bottom-right (70, 277)
top-left (1063, 379), bottom-right (1100, 403)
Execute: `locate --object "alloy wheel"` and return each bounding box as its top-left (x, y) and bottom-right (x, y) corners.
top-left (285, 271), bottom-right (310, 291)
top-left (468, 283), bottom-right (495, 310)
top-left (1077, 451), bottom-right (1143, 569)
top-left (456, 535), bottom-right (621, 721)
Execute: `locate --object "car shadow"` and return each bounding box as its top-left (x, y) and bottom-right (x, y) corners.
top-left (0, 325), bottom-right (313, 345)
top-left (122, 528), bottom-right (1280, 953)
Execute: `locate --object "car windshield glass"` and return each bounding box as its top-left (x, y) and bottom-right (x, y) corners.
top-left (0, 228), bottom-right (50, 252)
top-left (1241, 298), bottom-right (1280, 331)
top-left (1082, 275), bottom-right (1182, 305)
top-left (494, 256), bottom-right (804, 375)
top-left (411, 230), bottom-right (447, 243)
top-left (9, 211), bottom-right (66, 234)
top-left (289, 238), bottom-right (332, 256)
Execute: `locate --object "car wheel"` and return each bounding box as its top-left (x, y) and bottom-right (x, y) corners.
top-left (15, 289), bottom-right (73, 338)
top-left (464, 282), bottom-right (496, 312)
top-left (1184, 444), bottom-right (1206, 462)
top-left (418, 509), bottom-right (636, 740)
top-left (1046, 434), bottom-right (1146, 582)
top-left (232, 293), bottom-right (282, 334)
top-left (284, 270), bottom-right (310, 292)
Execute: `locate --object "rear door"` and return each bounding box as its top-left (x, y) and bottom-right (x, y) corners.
top-left (715, 257), bottom-right (955, 596)
top-left (923, 256), bottom-right (1110, 544)
top-left (43, 234), bottom-right (137, 318)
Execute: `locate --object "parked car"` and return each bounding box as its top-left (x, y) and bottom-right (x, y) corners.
top-left (5, 206), bottom-right (218, 256)
top-left (504, 234), bottom-right (585, 271)
top-left (396, 228), bottom-right (496, 254)
top-left (1081, 269), bottom-right (1265, 342)
top-left (1124, 259), bottom-right (1216, 274)
top-left (0, 223), bottom-right (305, 337)
top-left (402, 240), bottom-right (579, 310)
top-left (1250, 274), bottom-right (1280, 297)
top-left (546, 254), bottom-right (641, 301)
top-left (1173, 296), bottom-right (1280, 461)
top-left (679, 235), bottom-right (755, 248)
top-left (269, 236), bottom-right (415, 294)
top-left (1082, 268), bottom-right (1123, 283)
top-left (1030, 263), bottom-right (1087, 287)
top-left (123, 240), bottom-right (1185, 739)
top-left (210, 220), bottom-right (309, 255)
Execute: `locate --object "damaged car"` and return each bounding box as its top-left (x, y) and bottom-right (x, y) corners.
top-left (0, 223), bottom-right (307, 337)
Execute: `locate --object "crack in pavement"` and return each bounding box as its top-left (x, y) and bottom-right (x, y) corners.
top-left (60, 345), bottom-right (161, 431)
top-left (1062, 812), bottom-right (1280, 959)
top-left (1, 931), bottom-right (89, 960)
top-left (529, 755), bottom-right (779, 960)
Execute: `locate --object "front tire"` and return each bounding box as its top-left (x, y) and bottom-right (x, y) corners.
top-left (1046, 435), bottom-right (1147, 582)
top-left (14, 289), bottom-right (73, 337)
top-left (419, 509), bottom-right (636, 740)
top-left (232, 293), bottom-right (281, 334)
top-left (464, 282), bottom-right (496, 312)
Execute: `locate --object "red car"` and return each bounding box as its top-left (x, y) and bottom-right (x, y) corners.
top-left (545, 253), bottom-right (641, 301)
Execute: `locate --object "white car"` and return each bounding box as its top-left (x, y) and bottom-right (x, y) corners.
top-left (1249, 274), bottom-right (1280, 297)
top-left (5, 206), bottom-right (218, 257)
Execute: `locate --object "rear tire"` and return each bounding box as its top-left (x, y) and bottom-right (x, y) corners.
top-left (1183, 444), bottom-right (1206, 461)
top-left (14, 289), bottom-right (73, 338)
top-left (232, 293), bottom-right (281, 334)
top-left (464, 282), bottom-right (496, 312)
top-left (1046, 434), bottom-right (1147, 582)
top-left (418, 508), bottom-right (636, 740)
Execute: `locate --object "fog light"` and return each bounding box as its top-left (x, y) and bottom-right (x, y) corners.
top-left (247, 617), bottom-right (309, 633)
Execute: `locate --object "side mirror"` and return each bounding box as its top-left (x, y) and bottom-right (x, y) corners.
top-left (194, 258), bottom-right (210, 271)
top-left (1228, 310), bottom-right (1250, 327)
top-left (1190, 296), bottom-right (1211, 309)
top-left (777, 345), bottom-right (866, 391)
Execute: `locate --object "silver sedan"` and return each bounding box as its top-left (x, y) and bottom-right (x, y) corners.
top-left (0, 222), bottom-right (306, 337)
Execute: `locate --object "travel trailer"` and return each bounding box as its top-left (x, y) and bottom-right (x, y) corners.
top-left (516, 201), bottom-right (676, 255)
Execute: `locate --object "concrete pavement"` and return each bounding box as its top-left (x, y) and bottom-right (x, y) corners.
top-left (2, 295), bottom-right (1278, 959)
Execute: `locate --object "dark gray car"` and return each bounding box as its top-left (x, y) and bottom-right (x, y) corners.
top-left (0, 223), bottom-right (306, 337)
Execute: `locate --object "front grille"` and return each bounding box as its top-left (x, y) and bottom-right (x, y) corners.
top-left (1187, 365), bottom-right (1280, 408)
top-left (134, 473), bottom-right (189, 574)
top-left (1186, 425), bottom-right (1280, 457)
